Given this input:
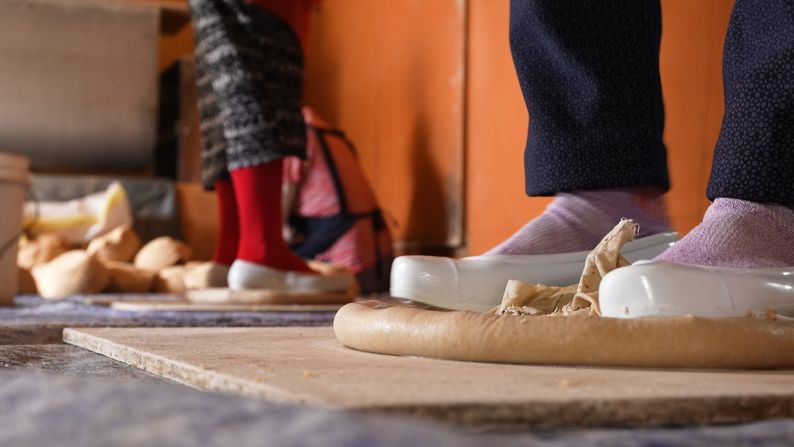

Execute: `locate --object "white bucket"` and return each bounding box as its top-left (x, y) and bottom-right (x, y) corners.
top-left (0, 152), bottom-right (29, 306)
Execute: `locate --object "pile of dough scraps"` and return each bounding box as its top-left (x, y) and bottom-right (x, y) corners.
top-left (494, 218), bottom-right (637, 317)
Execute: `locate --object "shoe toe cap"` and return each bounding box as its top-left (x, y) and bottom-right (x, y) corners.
top-left (600, 262), bottom-right (731, 318)
top-left (390, 256), bottom-right (458, 306)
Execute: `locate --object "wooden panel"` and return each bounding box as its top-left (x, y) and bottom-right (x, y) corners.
top-left (465, 0), bottom-right (734, 254)
top-left (65, 326), bottom-right (794, 428)
top-left (177, 56), bottom-right (203, 183)
top-left (304, 0), bottom-right (466, 252)
top-left (175, 183), bottom-right (217, 261)
top-left (0, 0), bottom-right (160, 171)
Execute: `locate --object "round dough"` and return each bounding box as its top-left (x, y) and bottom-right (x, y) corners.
top-left (86, 225), bottom-right (141, 263)
top-left (333, 301), bottom-right (794, 369)
top-left (32, 250), bottom-right (110, 299)
top-left (17, 233), bottom-right (69, 269)
top-left (154, 265), bottom-right (187, 294)
top-left (134, 237), bottom-right (192, 272)
top-left (182, 261), bottom-right (229, 289)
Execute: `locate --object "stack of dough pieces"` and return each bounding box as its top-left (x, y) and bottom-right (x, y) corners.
top-left (21, 226), bottom-right (198, 299)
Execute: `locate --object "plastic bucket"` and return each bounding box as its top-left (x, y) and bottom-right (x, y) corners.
top-left (0, 152), bottom-right (29, 306)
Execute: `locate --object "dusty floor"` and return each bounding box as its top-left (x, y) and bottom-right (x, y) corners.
top-left (2, 296), bottom-right (793, 446)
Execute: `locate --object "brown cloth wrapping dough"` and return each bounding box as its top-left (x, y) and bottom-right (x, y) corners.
top-left (333, 301), bottom-right (794, 369)
top-left (495, 218), bottom-right (636, 317)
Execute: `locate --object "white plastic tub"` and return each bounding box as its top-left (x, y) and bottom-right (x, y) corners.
top-left (0, 152), bottom-right (29, 306)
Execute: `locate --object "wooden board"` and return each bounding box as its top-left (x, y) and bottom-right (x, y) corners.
top-left (78, 294), bottom-right (182, 306)
top-left (185, 288), bottom-right (353, 305)
top-left (111, 301), bottom-right (342, 313)
top-left (75, 292), bottom-right (343, 312)
top-left (63, 327), bottom-right (794, 428)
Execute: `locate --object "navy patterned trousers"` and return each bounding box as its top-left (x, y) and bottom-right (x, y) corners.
top-left (511, 0), bottom-right (794, 204)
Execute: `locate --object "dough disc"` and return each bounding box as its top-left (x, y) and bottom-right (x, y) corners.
top-left (333, 300), bottom-right (794, 369)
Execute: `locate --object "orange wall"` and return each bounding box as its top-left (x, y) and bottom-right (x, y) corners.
top-left (304, 0), bottom-right (466, 253)
top-left (465, 0), bottom-right (735, 254)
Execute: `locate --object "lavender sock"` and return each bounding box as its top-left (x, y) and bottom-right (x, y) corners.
top-left (655, 198), bottom-right (794, 268)
top-left (485, 188), bottom-right (672, 255)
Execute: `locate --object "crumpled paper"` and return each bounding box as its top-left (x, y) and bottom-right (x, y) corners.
top-left (24, 181), bottom-right (133, 245)
top-left (495, 219), bottom-right (637, 317)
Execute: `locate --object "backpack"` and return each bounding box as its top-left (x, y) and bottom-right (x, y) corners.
top-left (284, 108), bottom-right (394, 294)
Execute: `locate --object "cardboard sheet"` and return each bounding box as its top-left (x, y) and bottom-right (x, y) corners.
top-left (64, 326), bottom-right (794, 428)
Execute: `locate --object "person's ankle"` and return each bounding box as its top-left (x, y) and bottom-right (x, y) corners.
top-left (628, 187), bottom-right (672, 235)
top-left (567, 187), bottom-right (672, 236)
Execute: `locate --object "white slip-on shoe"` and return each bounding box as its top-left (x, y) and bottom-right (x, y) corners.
top-left (390, 232), bottom-right (678, 312)
top-left (227, 260), bottom-right (354, 293)
top-left (600, 260), bottom-right (794, 319)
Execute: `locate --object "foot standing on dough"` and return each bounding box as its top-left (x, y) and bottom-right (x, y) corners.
top-left (486, 188), bottom-right (672, 256)
top-left (654, 199), bottom-right (794, 269)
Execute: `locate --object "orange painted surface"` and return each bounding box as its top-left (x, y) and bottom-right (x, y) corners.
top-left (465, 0), bottom-right (735, 255)
top-left (304, 0), bottom-right (466, 252)
top-left (158, 18), bottom-right (193, 72)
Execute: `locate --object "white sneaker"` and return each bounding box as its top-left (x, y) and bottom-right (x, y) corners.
top-left (600, 261), bottom-right (794, 319)
top-left (390, 232), bottom-right (678, 312)
top-left (227, 260), bottom-right (354, 293)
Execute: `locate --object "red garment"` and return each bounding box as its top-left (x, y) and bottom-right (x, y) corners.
top-left (244, 0), bottom-right (319, 49)
top-left (231, 160), bottom-right (313, 272)
top-left (212, 179), bottom-right (240, 266)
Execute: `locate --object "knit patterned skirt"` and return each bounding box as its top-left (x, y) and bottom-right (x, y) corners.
top-left (188, 0), bottom-right (307, 189)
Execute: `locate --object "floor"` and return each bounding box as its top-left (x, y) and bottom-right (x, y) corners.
top-left (2, 295), bottom-right (794, 446)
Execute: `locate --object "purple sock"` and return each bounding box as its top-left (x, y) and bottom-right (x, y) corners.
top-left (655, 198), bottom-right (794, 268)
top-left (485, 188), bottom-right (672, 255)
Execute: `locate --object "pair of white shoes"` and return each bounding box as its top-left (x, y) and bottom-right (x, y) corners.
top-left (390, 232), bottom-right (794, 319)
top-left (198, 260), bottom-right (354, 293)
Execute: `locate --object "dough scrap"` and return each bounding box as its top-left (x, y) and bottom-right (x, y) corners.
top-left (32, 250), bottom-right (109, 299)
top-left (105, 261), bottom-right (155, 294)
top-left (154, 265), bottom-right (187, 294)
top-left (87, 225), bottom-right (141, 263)
top-left (134, 237), bottom-right (192, 272)
top-left (182, 261), bottom-right (229, 289)
top-left (17, 233), bottom-right (69, 270)
top-left (495, 219), bottom-right (636, 317)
